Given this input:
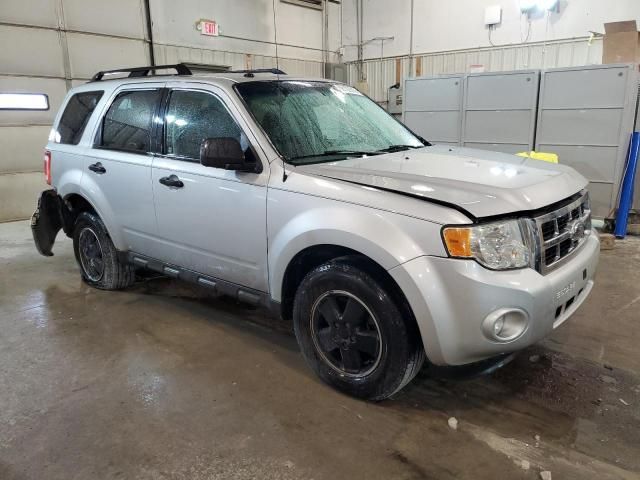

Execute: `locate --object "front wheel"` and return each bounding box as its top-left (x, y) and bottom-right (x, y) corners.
top-left (293, 259), bottom-right (425, 401)
top-left (72, 212), bottom-right (135, 290)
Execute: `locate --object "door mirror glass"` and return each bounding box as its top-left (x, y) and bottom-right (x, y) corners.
top-left (200, 137), bottom-right (255, 171)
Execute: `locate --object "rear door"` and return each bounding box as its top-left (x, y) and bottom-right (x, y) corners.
top-left (150, 84), bottom-right (269, 292)
top-left (82, 83), bottom-right (164, 254)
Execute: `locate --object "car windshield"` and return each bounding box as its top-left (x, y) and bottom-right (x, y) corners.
top-left (235, 80), bottom-right (426, 165)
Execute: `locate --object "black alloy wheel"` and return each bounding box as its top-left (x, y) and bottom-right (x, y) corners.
top-left (310, 290), bottom-right (382, 377)
top-left (78, 227), bottom-right (105, 282)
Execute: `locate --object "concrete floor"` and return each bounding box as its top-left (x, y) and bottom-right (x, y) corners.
top-left (1, 220), bottom-right (639, 480)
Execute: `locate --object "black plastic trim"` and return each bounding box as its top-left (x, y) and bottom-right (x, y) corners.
top-left (90, 64), bottom-right (191, 82)
top-left (125, 251), bottom-right (268, 308)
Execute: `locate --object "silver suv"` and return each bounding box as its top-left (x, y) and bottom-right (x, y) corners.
top-left (32, 64), bottom-right (599, 400)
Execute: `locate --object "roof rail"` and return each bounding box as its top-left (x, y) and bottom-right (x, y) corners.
top-left (90, 63), bottom-right (193, 82)
top-left (229, 68), bottom-right (287, 77)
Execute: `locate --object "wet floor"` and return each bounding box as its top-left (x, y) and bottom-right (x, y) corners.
top-left (1, 220), bottom-right (639, 479)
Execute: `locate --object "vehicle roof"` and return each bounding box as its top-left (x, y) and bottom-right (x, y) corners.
top-left (72, 72), bottom-right (336, 92)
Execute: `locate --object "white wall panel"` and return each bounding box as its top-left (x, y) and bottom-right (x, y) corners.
top-left (0, 126), bottom-right (50, 174)
top-left (62, 0), bottom-right (147, 39)
top-left (0, 0), bottom-right (59, 28)
top-left (0, 26), bottom-right (65, 77)
top-left (342, 0), bottom-right (640, 62)
top-left (149, 0), bottom-right (331, 63)
top-left (66, 33), bottom-right (149, 79)
top-left (0, 77), bottom-right (67, 126)
top-left (0, 172), bottom-right (46, 222)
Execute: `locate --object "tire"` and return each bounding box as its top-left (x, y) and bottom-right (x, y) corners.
top-left (72, 211), bottom-right (135, 290)
top-left (293, 258), bottom-right (425, 401)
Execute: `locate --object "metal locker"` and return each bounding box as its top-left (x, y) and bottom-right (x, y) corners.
top-left (462, 70), bottom-right (539, 152)
top-left (403, 74), bottom-right (464, 146)
top-left (536, 64), bottom-right (639, 217)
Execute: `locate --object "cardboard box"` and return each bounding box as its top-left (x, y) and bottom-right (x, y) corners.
top-left (603, 21), bottom-right (640, 64)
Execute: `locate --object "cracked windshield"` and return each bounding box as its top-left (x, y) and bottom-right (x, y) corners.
top-left (235, 81), bottom-right (426, 165)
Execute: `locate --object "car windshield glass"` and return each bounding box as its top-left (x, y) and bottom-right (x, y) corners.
top-left (235, 81), bottom-right (425, 165)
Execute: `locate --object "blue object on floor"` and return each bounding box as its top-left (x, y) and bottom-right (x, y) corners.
top-left (614, 132), bottom-right (640, 238)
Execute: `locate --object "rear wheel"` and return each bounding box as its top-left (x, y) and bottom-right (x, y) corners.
top-left (293, 258), bottom-right (425, 400)
top-left (72, 212), bottom-right (134, 290)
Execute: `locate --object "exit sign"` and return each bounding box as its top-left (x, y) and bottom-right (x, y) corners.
top-left (199, 20), bottom-right (219, 36)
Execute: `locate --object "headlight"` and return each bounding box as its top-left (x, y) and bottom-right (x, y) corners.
top-left (442, 219), bottom-right (533, 270)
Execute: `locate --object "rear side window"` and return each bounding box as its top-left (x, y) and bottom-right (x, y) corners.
top-left (56, 91), bottom-right (103, 144)
top-left (100, 89), bottom-right (160, 153)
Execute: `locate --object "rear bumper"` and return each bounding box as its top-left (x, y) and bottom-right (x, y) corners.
top-left (31, 189), bottom-right (64, 257)
top-left (389, 231), bottom-right (600, 366)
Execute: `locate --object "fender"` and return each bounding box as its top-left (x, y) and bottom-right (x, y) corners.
top-left (268, 198), bottom-right (446, 302)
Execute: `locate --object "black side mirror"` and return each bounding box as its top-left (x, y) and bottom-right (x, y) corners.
top-left (199, 137), bottom-right (260, 172)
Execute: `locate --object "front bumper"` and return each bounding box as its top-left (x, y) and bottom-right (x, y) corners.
top-left (389, 231), bottom-right (600, 366)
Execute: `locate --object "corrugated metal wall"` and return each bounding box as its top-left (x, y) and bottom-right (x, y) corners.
top-left (0, 0), bottom-right (150, 222)
top-left (349, 37), bottom-right (604, 104)
top-left (0, 0), bottom-right (325, 222)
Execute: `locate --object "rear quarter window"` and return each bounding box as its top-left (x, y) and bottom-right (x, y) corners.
top-left (56, 91), bottom-right (104, 145)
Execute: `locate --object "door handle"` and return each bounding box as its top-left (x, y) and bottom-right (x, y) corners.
top-left (88, 162), bottom-right (106, 174)
top-left (159, 174), bottom-right (184, 188)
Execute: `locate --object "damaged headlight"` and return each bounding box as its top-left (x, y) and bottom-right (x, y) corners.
top-left (442, 219), bottom-right (534, 270)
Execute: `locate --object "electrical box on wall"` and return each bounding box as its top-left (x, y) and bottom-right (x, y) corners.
top-left (484, 5), bottom-right (502, 26)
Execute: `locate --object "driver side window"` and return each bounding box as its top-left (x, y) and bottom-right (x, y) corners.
top-left (164, 90), bottom-right (247, 160)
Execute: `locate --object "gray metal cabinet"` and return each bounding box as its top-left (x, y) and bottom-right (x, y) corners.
top-left (403, 75), bottom-right (464, 146)
top-left (462, 70), bottom-right (539, 154)
top-left (536, 64), bottom-right (639, 218)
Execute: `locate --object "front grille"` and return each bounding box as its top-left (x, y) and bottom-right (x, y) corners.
top-left (534, 191), bottom-right (591, 274)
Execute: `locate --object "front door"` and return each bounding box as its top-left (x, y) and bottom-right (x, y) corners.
top-left (150, 85), bottom-right (269, 292)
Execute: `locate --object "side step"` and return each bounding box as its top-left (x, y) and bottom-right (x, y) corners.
top-left (127, 252), bottom-right (267, 308)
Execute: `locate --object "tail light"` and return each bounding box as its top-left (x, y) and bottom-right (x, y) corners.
top-left (44, 150), bottom-right (51, 185)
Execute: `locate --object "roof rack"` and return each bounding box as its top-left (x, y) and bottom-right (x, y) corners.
top-left (229, 68), bottom-right (287, 77)
top-left (90, 64), bottom-right (287, 82)
top-left (90, 64), bottom-right (193, 82)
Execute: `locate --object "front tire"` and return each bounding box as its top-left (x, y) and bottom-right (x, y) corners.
top-left (293, 258), bottom-right (425, 400)
top-left (72, 212), bottom-right (134, 290)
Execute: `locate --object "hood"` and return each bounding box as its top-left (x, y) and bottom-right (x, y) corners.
top-left (296, 145), bottom-right (588, 219)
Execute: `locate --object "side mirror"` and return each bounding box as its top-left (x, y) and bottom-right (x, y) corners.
top-left (199, 137), bottom-right (260, 172)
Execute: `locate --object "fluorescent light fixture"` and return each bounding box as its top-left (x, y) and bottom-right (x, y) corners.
top-left (0, 93), bottom-right (49, 110)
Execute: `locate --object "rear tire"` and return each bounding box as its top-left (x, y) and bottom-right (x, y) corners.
top-left (72, 212), bottom-right (134, 290)
top-left (293, 258), bottom-right (425, 401)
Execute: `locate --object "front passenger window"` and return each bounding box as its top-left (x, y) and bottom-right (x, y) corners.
top-left (164, 90), bottom-right (247, 160)
top-left (100, 89), bottom-right (160, 153)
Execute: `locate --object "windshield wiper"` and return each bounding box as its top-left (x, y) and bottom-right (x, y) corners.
top-left (290, 150), bottom-right (380, 162)
top-left (375, 144), bottom-right (423, 153)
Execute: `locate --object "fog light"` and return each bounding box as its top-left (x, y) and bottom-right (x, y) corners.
top-left (482, 308), bottom-right (529, 342)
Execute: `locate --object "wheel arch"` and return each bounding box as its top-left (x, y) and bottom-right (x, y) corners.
top-left (61, 193), bottom-right (97, 235)
top-left (60, 190), bottom-right (125, 250)
top-left (278, 244), bottom-right (420, 344)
